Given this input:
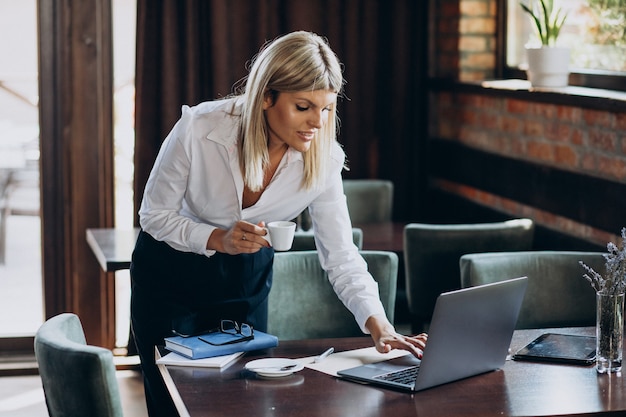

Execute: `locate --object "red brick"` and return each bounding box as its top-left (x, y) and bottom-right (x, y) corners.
top-left (596, 155), bottom-right (626, 181)
top-left (460, 17), bottom-right (496, 34)
top-left (529, 102), bottom-right (557, 119)
top-left (583, 109), bottom-right (614, 128)
top-left (535, 210), bottom-right (558, 225)
top-left (485, 134), bottom-right (506, 154)
top-left (544, 121), bottom-right (571, 142)
top-left (506, 99), bottom-right (529, 114)
top-left (480, 112), bottom-right (500, 129)
top-left (557, 106), bottom-right (582, 124)
top-left (460, 107), bottom-right (479, 124)
top-left (501, 115), bottom-right (522, 133)
top-left (581, 152), bottom-right (596, 171)
top-left (460, 1), bottom-right (490, 16)
top-left (501, 198), bottom-right (520, 214)
top-left (460, 70), bottom-right (493, 81)
top-left (458, 93), bottom-right (478, 106)
top-left (589, 129), bottom-right (617, 152)
top-left (510, 138), bottom-right (526, 155)
top-left (459, 36), bottom-right (489, 52)
top-left (527, 141), bottom-right (553, 162)
top-left (554, 144), bottom-right (578, 167)
top-left (571, 128), bottom-right (585, 145)
top-left (616, 113), bottom-right (626, 130)
top-left (523, 120), bottom-right (544, 136)
top-left (463, 52), bottom-right (495, 69)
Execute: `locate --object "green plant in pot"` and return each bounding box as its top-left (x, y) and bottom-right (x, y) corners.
top-left (520, 0), bottom-right (570, 87)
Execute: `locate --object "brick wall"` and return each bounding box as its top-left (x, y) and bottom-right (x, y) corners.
top-left (429, 0), bottom-right (626, 247)
top-left (433, 0), bottom-right (496, 81)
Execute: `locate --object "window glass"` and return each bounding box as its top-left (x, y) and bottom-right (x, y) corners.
top-left (508, 0), bottom-right (626, 73)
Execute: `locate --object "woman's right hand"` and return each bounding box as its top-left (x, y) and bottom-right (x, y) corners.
top-left (207, 220), bottom-right (271, 254)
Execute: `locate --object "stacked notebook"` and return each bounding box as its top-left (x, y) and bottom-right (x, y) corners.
top-left (156, 351), bottom-right (245, 369)
top-left (164, 330), bottom-right (278, 360)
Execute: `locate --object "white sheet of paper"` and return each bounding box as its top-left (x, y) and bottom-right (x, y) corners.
top-left (294, 346), bottom-right (411, 376)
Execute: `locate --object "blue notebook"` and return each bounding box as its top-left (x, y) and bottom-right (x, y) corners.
top-left (164, 330), bottom-right (278, 359)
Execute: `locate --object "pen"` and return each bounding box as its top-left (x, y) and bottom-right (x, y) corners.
top-left (314, 347), bottom-right (334, 363)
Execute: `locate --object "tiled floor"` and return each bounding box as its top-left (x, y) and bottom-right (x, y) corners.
top-left (0, 370), bottom-right (148, 417)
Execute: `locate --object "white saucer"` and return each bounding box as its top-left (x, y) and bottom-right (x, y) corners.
top-left (245, 358), bottom-right (304, 378)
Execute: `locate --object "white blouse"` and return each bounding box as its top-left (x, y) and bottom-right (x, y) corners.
top-left (139, 97), bottom-right (386, 332)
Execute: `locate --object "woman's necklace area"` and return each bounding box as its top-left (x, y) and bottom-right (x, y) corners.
top-left (242, 145), bottom-right (288, 209)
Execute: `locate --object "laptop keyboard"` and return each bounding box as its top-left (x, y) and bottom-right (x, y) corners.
top-left (373, 365), bottom-right (420, 385)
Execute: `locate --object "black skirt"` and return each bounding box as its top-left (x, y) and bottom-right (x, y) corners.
top-left (129, 229), bottom-right (274, 417)
top-left (130, 229), bottom-right (274, 336)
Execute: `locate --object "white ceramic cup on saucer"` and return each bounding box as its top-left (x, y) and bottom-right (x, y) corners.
top-left (263, 221), bottom-right (296, 251)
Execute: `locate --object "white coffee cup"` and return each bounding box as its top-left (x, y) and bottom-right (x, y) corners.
top-left (263, 221), bottom-right (296, 251)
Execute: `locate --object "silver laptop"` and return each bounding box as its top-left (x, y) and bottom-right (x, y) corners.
top-left (338, 276), bottom-right (528, 392)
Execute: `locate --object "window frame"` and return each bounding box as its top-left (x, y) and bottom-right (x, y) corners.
top-left (497, 0), bottom-right (626, 92)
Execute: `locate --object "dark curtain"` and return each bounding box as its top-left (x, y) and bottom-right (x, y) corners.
top-left (134, 0), bottom-right (428, 223)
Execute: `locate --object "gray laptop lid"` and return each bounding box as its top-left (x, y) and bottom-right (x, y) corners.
top-left (338, 276), bottom-right (528, 392)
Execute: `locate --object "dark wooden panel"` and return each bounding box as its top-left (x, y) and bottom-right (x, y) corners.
top-left (38, 0), bottom-right (116, 348)
top-left (428, 140), bottom-right (626, 236)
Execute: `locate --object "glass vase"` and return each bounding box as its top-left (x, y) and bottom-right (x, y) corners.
top-left (596, 291), bottom-right (625, 373)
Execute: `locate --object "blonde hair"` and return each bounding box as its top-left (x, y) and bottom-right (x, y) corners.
top-left (237, 31), bottom-right (345, 191)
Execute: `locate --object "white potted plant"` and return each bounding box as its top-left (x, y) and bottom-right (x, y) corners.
top-left (520, 0), bottom-right (570, 87)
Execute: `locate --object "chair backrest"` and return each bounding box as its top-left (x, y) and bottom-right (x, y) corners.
top-left (460, 251), bottom-right (604, 329)
top-left (403, 218), bottom-right (535, 332)
top-left (290, 227), bottom-right (363, 251)
top-left (34, 313), bottom-right (124, 417)
top-left (342, 179), bottom-right (394, 224)
top-left (268, 250), bottom-right (398, 340)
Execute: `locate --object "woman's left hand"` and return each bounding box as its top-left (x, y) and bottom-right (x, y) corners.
top-left (365, 314), bottom-right (428, 358)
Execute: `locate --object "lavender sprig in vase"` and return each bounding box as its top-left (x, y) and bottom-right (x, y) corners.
top-left (580, 228), bottom-right (626, 374)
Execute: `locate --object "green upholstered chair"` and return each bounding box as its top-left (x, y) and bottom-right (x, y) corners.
top-left (460, 251), bottom-right (604, 329)
top-left (268, 250), bottom-right (398, 340)
top-left (342, 179), bottom-right (394, 224)
top-left (403, 219), bottom-right (535, 333)
top-left (291, 227), bottom-right (363, 251)
top-left (34, 313), bottom-right (124, 417)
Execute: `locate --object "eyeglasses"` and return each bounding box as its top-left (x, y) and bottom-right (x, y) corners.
top-left (200, 320), bottom-right (255, 346)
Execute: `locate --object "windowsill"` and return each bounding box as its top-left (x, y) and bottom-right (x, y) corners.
top-left (430, 78), bottom-right (626, 112)
top-left (481, 79), bottom-right (626, 102)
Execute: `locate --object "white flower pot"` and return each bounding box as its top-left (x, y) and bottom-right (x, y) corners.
top-left (525, 47), bottom-right (571, 88)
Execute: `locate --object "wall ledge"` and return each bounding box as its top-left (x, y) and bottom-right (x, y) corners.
top-left (430, 78), bottom-right (626, 112)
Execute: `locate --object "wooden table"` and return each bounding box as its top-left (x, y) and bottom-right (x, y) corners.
top-left (85, 223), bottom-right (406, 272)
top-left (157, 327), bottom-right (626, 417)
top-left (355, 222), bottom-right (405, 253)
top-left (86, 227), bottom-right (140, 357)
top-left (85, 227), bottom-right (139, 272)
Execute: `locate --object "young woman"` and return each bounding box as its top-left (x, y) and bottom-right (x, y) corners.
top-left (131, 31), bottom-right (427, 416)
